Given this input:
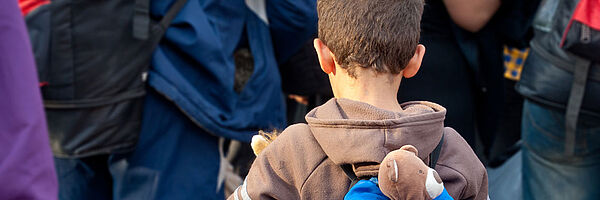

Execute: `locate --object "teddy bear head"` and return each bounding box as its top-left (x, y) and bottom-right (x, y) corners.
top-left (378, 145), bottom-right (444, 200)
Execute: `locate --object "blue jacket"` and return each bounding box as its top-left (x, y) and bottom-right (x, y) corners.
top-left (148, 0), bottom-right (317, 142)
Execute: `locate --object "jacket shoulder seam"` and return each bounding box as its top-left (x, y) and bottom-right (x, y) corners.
top-left (285, 123), bottom-right (329, 194)
top-left (299, 156), bottom-right (329, 193)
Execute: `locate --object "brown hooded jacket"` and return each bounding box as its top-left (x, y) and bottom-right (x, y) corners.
top-left (229, 98), bottom-right (488, 200)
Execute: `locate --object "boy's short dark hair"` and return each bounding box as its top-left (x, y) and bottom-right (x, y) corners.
top-left (317, 0), bottom-right (424, 77)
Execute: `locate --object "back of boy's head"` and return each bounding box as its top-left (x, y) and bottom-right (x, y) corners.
top-left (317, 0), bottom-right (424, 78)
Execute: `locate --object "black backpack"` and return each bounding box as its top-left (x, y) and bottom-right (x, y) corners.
top-left (25, 0), bottom-right (187, 158)
top-left (517, 0), bottom-right (600, 155)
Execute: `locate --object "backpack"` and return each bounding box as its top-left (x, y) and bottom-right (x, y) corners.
top-left (517, 0), bottom-right (600, 155)
top-left (24, 0), bottom-right (187, 158)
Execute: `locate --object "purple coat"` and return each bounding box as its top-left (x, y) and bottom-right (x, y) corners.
top-left (0, 0), bottom-right (58, 199)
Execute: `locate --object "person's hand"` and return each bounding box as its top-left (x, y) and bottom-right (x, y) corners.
top-left (288, 94), bottom-right (309, 105)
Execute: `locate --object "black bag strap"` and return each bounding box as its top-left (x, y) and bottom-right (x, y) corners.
top-left (133, 0), bottom-right (189, 40)
top-left (429, 133), bottom-right (445, 169)
top-left (340, 133), bottom-right (445, 189)
top-left (341, 164), bottom-right (360, 188)
top-left (133, 0), bottom-right (151, 40)
top-left (564, 55), bottom-right (592, 156)
top-left (157, 0), bottom-right (188, 31)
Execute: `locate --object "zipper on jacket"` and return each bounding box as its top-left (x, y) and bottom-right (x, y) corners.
top-left (581, 24), bottom-right (591, 44)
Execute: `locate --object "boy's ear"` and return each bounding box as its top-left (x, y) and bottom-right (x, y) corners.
top-left (313, 38), bottom-right (336, 75)
top-left (402, 44), bottom-right (426, 78)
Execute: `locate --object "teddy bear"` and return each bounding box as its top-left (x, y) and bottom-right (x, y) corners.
top-left (344, 145), bottom-right (453, 200)
top-left (376, 145), bottom-right (453, 200)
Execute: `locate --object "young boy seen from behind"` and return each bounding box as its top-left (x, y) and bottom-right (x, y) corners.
top-left (229, 0), bottom-right (488, 199)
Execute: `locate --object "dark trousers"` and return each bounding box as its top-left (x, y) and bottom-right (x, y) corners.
top-left (54, 155), bottom-right (115, 200)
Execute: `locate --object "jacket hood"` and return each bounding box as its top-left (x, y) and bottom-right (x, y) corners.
top-left (305, 98), bottom-right (446, 166)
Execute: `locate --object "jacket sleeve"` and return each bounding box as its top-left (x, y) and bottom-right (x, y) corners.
top-left (437, 128), bottom-right (488, 200)
top-left (228, 149), bottom-right (301, 200)
top-left (228, 124), bottom-right (322, 200)
top-left (473, 171), bottom-right (489, 200)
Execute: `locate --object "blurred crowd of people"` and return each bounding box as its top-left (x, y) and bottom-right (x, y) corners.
top-left (1, 0), bottom-right (598, 199)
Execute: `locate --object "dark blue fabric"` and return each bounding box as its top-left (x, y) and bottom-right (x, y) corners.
top-left (111, 89), bottom-right (224, 200)
top-left (344, 178), bottom-right (389, 200)
top-left (148, 0), bottom-right (316, 142)
top-left (267, 0), bottom-right (318, 63)
top-left (54, 155), bottom-right (113, 200)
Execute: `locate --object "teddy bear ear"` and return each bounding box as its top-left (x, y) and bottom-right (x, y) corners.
top-left (251, 134), bottom-right (270, 156)
top-left (399, 145), bottom-right (419, 156)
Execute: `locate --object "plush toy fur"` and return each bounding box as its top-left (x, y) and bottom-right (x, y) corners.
top-left (378, 145), bottom-right (446, 200)
top-left (251, 130), bottom-right (279, 156)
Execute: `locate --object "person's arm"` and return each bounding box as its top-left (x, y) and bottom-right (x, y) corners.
top-left (442, 0), bottom-right (501, 32)
top-left (227, 153), bottom-right (300, 200)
